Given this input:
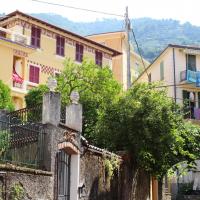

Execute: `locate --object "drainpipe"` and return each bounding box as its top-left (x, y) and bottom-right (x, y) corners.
top-left (173, 48), bottom-right (177, 103)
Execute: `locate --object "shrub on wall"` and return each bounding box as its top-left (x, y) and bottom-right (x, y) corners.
top-left (10, 183), bottom-right (25, 200)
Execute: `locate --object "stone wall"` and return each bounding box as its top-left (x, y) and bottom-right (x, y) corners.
top-left (80, 149), bottom-right (151, 200)
top-left (79, 150), bottom-right (119, 200)
top-left (119, 158), bottom-right (151, 200)
top-left (0, 170), bottom-right (53, 200)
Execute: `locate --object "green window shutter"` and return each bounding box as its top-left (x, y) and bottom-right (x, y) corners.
top-left (160, 61), bottom-right (164, 80)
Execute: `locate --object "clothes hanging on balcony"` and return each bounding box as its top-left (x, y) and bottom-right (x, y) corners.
top-left (196, 72), bottom-right (200, 87)
top-left (194, 108), bottom-right (200, 120)
top-left (12, 58), bottom-right (24, 84)
top-left (12, 72), bottom-right (23, 84)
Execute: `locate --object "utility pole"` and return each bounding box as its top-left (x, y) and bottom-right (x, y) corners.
top-left (125, 6), bottom-right (131, 89)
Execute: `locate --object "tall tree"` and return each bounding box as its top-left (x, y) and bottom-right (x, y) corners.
top-left (96, 83), bottom-right (200, 178)
top-left (25, 59), bottom-right (121, 140)
top-left (56, 59), bottom-right (121, 140)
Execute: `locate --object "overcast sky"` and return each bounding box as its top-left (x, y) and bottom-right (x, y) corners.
top-left (0, 0), bottom-right (200, 25)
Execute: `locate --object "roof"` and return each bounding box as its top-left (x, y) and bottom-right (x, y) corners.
top-left (134, 43), bottom-right (200, 82)
top-left (0, 10), bottom-right (121, 57)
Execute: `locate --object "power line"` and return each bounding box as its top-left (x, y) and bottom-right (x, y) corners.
top-left (130, 25), bottom-right (149, 78)
top-left (31, 0), bottom-right (124, 17)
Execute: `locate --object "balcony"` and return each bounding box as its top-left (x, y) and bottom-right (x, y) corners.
top-left (0, 27), bottom-right (30, 46)
top-left (180, 70), bottom-right (200, 86)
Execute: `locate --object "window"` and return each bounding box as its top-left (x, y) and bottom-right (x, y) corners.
top-left (58, 150), bottom-right (71, 200)
top-left (186, 54), bottom-right (196, 71)
top-left (75, 43), bottom-right (84, 62)
top-left (160, 61), bottom-right (164, 80)
top-left (31, 26), bottom-right (41, 48)
top-left (56, 36), bottom-right (65, 56)
top-left (95, 51), bottom-right (103, 66)
top-left (29, 65), bottom-right (40, 84)
top-left (148, 73), bottom-right (151, 83)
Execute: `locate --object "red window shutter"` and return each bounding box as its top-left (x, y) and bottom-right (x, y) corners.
top-left (35, 67), bottom-right (40, 83)
top-left (56, 36), bottom-right (65, 56)
top-left (75, 43), bottom-right (79, 61)
top-left (29, 65), bottom-right (40, 83)
top-left (56, 36), bottom-right (60, 55)
top-left (31, 26), bottom-right (41, 48)
top-left (31, 27), bottom-right (36, 46)
top-left (29, 65), bottom-right (34, 82)
top-left (76, 44), bottom-right (84, 62)
top-left (61, 38), bottom-right (65, 56)
top-left (95, 51), bottom-right (102, 66)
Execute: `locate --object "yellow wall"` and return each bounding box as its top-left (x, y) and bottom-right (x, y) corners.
top-left (0, 44), bottom-right (13, 87)
top-left (0, 15), bottom-right (115, 109)
top-left (87, 32), bottom-right (150, 90)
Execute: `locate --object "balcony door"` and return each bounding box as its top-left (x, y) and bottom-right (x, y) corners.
top-left (186, 54), bottom-right (196, 71)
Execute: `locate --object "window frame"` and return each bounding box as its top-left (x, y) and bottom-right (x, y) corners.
top-left (186, 54), bottom-right (196, 71)
top-left (75, 43), bottom-right (84, 63)
top-left (160, 61), bottom-right (164, 80)
top-left (29, 65), bottom-right (40, 84)
top-left (56, 35), bottom-right (65, 57)
top-left (95, 51), bottom-right (103, 66)
top-left (31, 26), bottom-right (41, 48)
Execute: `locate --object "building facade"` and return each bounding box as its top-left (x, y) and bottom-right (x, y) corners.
top-left (0, 11), bottom-right (120, 109)
top-left (136, 44), bottom-right (200, 120)
top-left (86, 31), bottom-right (150, 90)
top-left (136, 44), bottom-right (200, 199)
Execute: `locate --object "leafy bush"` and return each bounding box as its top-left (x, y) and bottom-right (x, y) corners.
top-left (25, 84), bottom-right (49, 108)
top-left (0, 80), bottom-right (14, 111)
top-left (10, 183), bottom-right (24, 200)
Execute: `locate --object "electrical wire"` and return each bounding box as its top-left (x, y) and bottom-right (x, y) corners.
top-left (31, 0), bottom-right (124, 17)
top-left (130, 25), bottom-right (149, 79)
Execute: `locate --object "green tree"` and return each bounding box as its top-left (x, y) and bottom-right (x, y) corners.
top-left (25, 59), bottom-right (121, 140)
top-left (58, 59), bottom-right (121, 140)
top-left (25, 84), bottom-right (49, 108)
top-left (96, 83), bottom-right (200, 178)
top-left (0, 80), bottom-right (14, 111)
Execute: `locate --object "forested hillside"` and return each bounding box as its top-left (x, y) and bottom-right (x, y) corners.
top-left (31, 13), bottom-right (200, 61)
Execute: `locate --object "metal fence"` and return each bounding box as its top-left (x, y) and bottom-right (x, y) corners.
top-left (0, 120), bottom-right (45, 169)
top-left (6, 104), bottom-right (42, 125)
top-left (60, 105), bottom-right (66, 124)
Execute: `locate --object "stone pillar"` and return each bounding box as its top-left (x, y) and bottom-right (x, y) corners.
top-left (65, 91), bottom-right (82, 200)
top-left (42, 92), bottom-right (61, 126)
top-left (65, 104), bottom-right (82, 132)
top-left (42, 91), bottom-right (61, 171)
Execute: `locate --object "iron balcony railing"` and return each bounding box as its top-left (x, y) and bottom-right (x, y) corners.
top-left (180, 69), bottom-right (198, 83)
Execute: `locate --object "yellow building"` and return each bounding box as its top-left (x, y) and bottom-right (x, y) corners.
top-left (0, 11), bottom-right (121, 109)
top-left (86, 31), bottom-right (150, 90)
